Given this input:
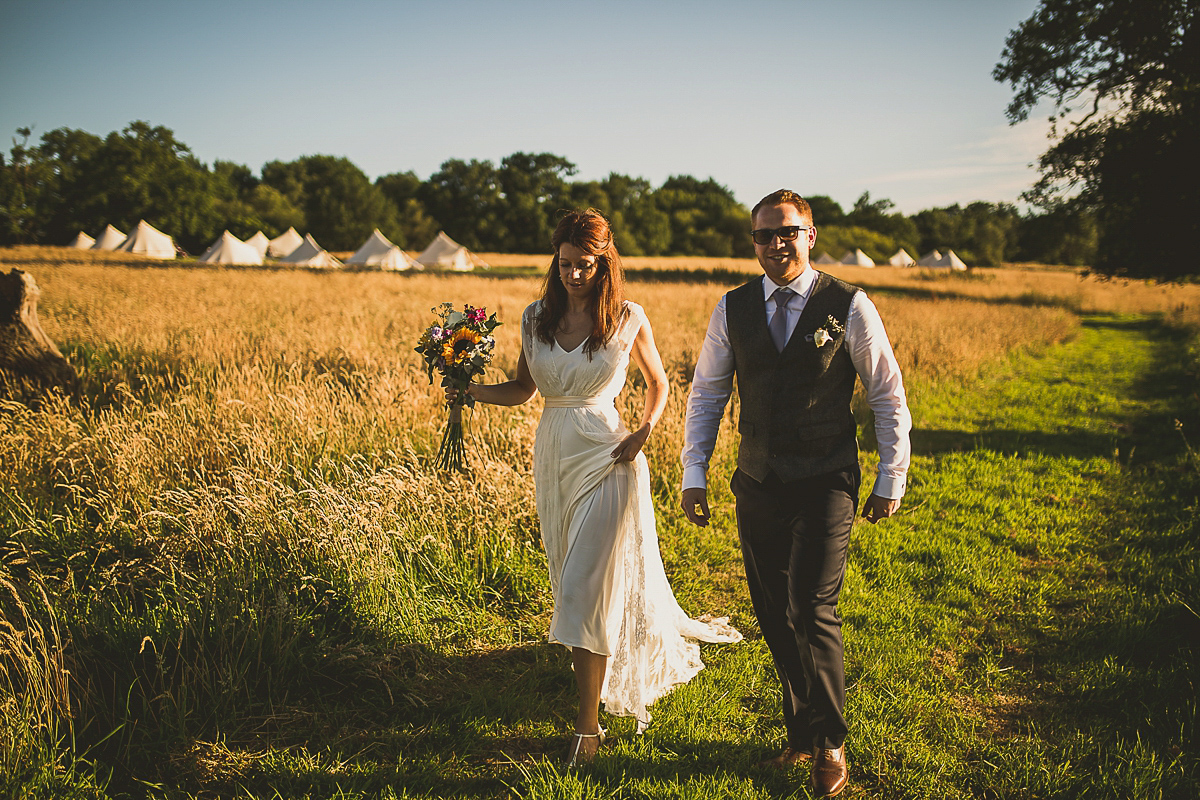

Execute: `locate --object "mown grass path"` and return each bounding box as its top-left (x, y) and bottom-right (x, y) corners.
top-left (826, 313), bottom-right (1198, 800)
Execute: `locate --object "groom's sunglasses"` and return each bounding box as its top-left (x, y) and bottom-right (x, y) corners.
top-left (750, 225), bottom-right (809, 245)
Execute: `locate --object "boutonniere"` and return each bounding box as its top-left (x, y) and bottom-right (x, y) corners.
top-left (805, 315), bottom-right (846, 348)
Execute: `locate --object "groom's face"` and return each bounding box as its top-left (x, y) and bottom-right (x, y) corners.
top-left (752, 203), bottom-right (817, 286)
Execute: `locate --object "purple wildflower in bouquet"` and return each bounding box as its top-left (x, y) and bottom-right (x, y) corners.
top-left (415, 302), bottom-right (501, 471)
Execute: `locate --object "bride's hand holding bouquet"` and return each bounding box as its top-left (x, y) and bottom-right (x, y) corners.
top-left (415, 302), bottom-right (501, 472)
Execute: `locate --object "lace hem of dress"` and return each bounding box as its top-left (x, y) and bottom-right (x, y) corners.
top-left (598, 454), bottom-right (741, 733)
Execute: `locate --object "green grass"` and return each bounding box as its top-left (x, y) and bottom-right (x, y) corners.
top-left (3, 311), bottom-right (1197, 799)
top-left (842, 315), bottom-right (1198, 798)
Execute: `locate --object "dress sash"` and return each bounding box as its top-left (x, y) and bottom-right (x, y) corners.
top-left (543, 395), bottom-right (610, 408)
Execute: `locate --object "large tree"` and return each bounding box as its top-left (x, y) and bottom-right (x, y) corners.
top-left (261, 155), bottom-right (402, 251)
top-left (844, 192), bottom-right (921, 257)
top-left (495, 152), bottom-right (576, 253)
top-left (375, 171), bottom-right (438, 249)
top-left (995, 0), bottom-right (1200, 280)
top-left (416, 158), bottom-right (505, 251)
top-left (654, 175), bottom-right (752, 258)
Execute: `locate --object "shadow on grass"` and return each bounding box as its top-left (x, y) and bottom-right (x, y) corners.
top-left (1135, 316), bottom-right (1200, 429)
top-left (156, 638), bottom-right (821, 797)
top-left (910, 427), bottom-right (1124, 461)
top-left (150, 642), bottom-right (575, 795)
top-left (1080, 315), bottom-right (1160, 332)
top-left (173, 723), bottom-right (807, 799)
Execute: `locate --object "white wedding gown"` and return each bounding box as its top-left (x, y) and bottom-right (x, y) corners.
top-left (523, 300), bottom-right (741, 731)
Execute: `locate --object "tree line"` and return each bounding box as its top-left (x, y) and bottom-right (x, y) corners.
top-left (0, 121), bottom-right (1098, 267)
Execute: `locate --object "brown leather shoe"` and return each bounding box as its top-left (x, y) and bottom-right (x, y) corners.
top-left (756, 745), bottom-right (812, 769)
top-left (811, 745), bottom-right (848, 797)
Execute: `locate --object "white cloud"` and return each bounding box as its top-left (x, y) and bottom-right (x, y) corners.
top-left (858, 120), bottom-right (1057, 210)
top-left (867, 121), bottom-right (1051, 186)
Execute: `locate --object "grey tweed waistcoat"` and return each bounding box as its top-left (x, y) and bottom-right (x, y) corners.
top-left (726, 271), bottom-right (860, 483)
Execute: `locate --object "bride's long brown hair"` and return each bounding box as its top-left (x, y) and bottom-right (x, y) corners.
top-left (534, 209), bottom-right (627, 357)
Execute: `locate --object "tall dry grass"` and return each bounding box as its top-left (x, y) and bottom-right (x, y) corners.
top-left (0, 247), bottom-right (1155, 787)
top-left (0, 574), bottom-right (70, 790)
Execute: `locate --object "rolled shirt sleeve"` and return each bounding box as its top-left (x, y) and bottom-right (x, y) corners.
top-left (846, 292), bottom-right (911, 499)
top-left (681, 295), bottom-right (735, 491)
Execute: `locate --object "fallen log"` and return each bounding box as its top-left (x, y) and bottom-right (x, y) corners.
top-left (0, 269), bottom-right (78, 391)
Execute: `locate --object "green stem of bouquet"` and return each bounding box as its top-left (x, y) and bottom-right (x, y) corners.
top-left (435, 401), bottom-right (468, 473)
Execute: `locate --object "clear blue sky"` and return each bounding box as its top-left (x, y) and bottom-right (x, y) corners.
top-left (0, 0), bottom-right (1049, 215)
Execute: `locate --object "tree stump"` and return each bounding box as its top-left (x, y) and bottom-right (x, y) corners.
top-left (0, 269), bottom-right (78, 391)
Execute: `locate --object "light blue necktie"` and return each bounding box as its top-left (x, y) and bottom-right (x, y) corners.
top-left (769, 287), bottom-right (793, 352)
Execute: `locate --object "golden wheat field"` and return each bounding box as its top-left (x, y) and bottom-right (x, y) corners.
top-left (0, 247), bottom-right (1098, 615)
top-left (7, 247), bottom-right (1198, 513)
top-left (2, 249), bottom-right (1101, 475)
top-left (12, 248), bottom-right (1198, 476)
top-left (0, 246), bottom-right (1094, 575)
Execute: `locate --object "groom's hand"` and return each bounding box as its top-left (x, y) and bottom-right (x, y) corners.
top-left (681, 487), bottom-right (710, 527)
top-left (861, 493), bottom-right (900, 524)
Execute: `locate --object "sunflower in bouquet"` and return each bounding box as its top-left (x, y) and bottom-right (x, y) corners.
top-left (415, 302), bottom-right (501, 471)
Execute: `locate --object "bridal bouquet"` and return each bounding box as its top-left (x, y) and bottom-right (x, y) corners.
top-left (415, 302), bottom-right (501, 472)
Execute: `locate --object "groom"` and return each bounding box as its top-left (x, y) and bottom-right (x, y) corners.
top-left (680, 189), bottom-right (910, 797)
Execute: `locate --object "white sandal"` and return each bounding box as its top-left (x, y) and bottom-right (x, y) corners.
top-left (565, 727), bottom-right (607, 767)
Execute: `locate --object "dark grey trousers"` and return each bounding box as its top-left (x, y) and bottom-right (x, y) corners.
top-left (732, 464), bottom-right (860, 751)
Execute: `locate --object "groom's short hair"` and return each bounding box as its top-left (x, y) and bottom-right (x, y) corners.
top-left (752, 189), bottom-right (813, 225)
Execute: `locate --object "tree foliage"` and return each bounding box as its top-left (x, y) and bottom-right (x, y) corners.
top-left (0, 119), bottom-right (1112, 265)
top-left (845, 192), bottom-right (920, 258)
top-left (654, 176), bottom-right (752, 258)
top-left (816, 225), bottom-right (903, 265)
top-left (1014, 202), bottom-right (1098, 266)
top-left (416, 158), bottom-right (504, 251)
top-left (375, 171), bottom-right (438, 249)
top-left (806, 195), bottom-right (845, 225)
top-left (995, 0), bottom-right (1200, 280)
top-left (596, 173), bottom-right (671, 257)
top-left (497, 152), bottom-right (576, 253)
top-left (261, 155), bottom-right (401, 251)
top-left (912, 202), bottom-right (1023, 267)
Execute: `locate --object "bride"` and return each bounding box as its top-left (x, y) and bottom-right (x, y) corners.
top-left (452, 209), bottom-right (740, 765)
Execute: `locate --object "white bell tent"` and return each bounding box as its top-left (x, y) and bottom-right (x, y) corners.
top-left (415, 232), bottom-right (486, 270)
top-left (115, 220), bottom-right (176, 259)
top-left (69, 231), bottom-right (96, 249)
top-left (936, 249), bottom-right (968, 270)
top-left (91, 224), bottom-right (127, 250)
top-left (267, 227), bottom-right (304, 258)
top-left (197, 231), bottom-right (264, 265)
top-left (345, 229), bottom-right (421, 270)
top-left (839, 248), bottom-right (876, 267)
top-left (916, 249), bottom-right (943, 266)
top-left (244, 231), bottom-right (271, 258)
top-left (887, 248), bottom-right (916, 267)
top-left (279, 233), bottom-right (341, 268)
